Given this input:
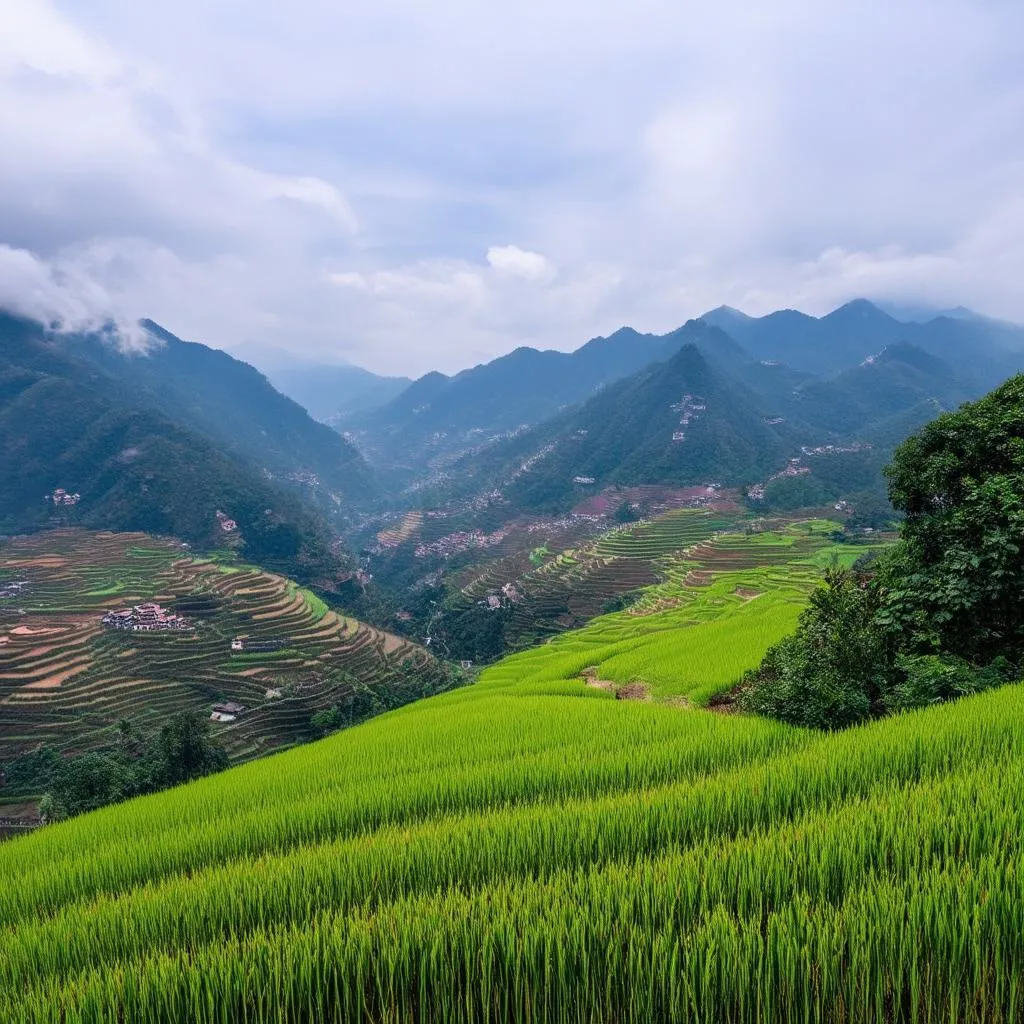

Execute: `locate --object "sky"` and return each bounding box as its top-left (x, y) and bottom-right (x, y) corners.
top-left (1, 1), bottom-right (1023, 376)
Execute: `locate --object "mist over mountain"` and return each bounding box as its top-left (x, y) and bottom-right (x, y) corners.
top-left (265, 364), bottom-right (411, 424)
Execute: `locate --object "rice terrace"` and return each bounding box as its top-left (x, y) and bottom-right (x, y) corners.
top-left (0, 530), bottom-right (453, 769)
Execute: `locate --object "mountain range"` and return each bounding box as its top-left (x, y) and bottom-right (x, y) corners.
top-left (350, 300), bottom-right (1024, 487)
top-left (0, 314), bottom-right (375, 580)
top-left (2, 297), bottom-right (1022, 568)
top-left (431, 317), bottom-right (993, 513)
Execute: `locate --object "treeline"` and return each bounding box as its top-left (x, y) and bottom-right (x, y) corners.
top-left (3, 714), bottom-right (228, 822)
top-left (742, 375), bottom-right (1024, 728)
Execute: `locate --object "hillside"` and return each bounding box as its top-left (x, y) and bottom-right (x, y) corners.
top-left (76, 319), bottom-right (377, 503)
top-left (0, 530), bottom-right (457, 780)
top-left (461, 342), bottom-right (793, 512)
top-left (351, 327), bottom-right (681, 476)
top-left (785, 341), bottom-right (972, 435)
top-left (0, 313), bottom-right (377, 576)
top-left (1, 514), bottom-right (1020, 1020)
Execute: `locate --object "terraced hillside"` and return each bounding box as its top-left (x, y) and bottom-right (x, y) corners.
top-left (452, 508), bottom-right (745, 649)
top-left (486, 519), bottom-right (887, 705)
top-left (1, 571), bottom-right (1020, 1020)
top-left (0, 531), bottom-right (455, 771)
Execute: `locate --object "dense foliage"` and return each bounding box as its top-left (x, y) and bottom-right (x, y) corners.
top-left (742, 375), bottom-right (1024, 727)
top-left (36, 714), bottom-right (228, 822)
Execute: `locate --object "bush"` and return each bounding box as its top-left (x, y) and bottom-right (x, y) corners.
top-left (739, 569), bottom-right (892, 729)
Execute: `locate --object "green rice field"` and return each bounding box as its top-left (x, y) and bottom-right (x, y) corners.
top-left (4, 517), bottom-right (1010, 1022)
top-left (2, 631), bottom-right (1022, 1020)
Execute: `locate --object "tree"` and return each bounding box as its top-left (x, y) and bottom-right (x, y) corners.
top-left (151, 713), bottom-right (229, 787)
top-left (743, 376), bottom-right (1024, 729)
top-left (739, 569), bottom-right (893, 728)
top-left (880, 374), bottom-right (1024, 663)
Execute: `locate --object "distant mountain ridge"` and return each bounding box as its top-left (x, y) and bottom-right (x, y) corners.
top-left (434, 326), bottom-right (982, 514)
top-left (264, 363), bottom-right (411, 424)
top-left (700, 299), bottom-right (1024, 381)
top-left (353, 299), bottom-right (1024, 484)
top-left (80, 320), bottom-right (376, 502)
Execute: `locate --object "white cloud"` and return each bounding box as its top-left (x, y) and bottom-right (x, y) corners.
top-left (0, 0), bottom-right (1022, 377)
top-left (486, 245), bottom-right (555, 282)
top-left (0, 243), bottom-right (150, 349)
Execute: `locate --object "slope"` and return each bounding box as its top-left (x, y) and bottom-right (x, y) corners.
top-left (0, 529), bottom-right (456, 772)
top-left (786, 341), bottom-right (973, 435)
top-left (499, 342), bottom-right (793, 510)
top-left (0, 318), bottom-right (346, 579)
top-left (2, 569), bottom-right (1022, 1021)
top-left (72, 319), bottom-right (377, 503)
top-left (352, 327), bottom-right (682, 475)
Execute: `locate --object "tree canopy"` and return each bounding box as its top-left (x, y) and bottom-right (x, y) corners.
top-left (742, 374), bottom-right (1024, 728)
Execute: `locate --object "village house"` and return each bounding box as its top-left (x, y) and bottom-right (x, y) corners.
top-left (215, 510), bottom-right (239, 532)
top-left (102, 602), bottom-right (191, 632)
top-left (211, 701), bottom-right (244, 723)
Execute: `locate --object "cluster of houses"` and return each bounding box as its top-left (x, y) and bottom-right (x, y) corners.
top-left (102, 603), bottom-right (193, 632)
top-left (508, 444), bottom-right (556, 483)
top-left (747, 459), bottom-right (812, 501)
top-left (215, 510), bottom-right (238, 533)
top-left (45, 488), bottom-right (81, 507)
top-left (800, 442), bottom-right (872, 457)
top-left (483, 582), bottom-right (523, 611)
top-left (0, 581), bottom-right (28, 600)
top-left (422, 490), bottom-right (505, 520)
top-left (414, 528), bottom-right (508, 560)
top-left (573, 476), bottom-right (596, 486)
top-left (670, 394), bottom-right (706, 442)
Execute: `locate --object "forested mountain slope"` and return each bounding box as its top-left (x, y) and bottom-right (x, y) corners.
top-left (0, 315), bottom-right (347, 578)
top-left (76, 319), bottom-right (376, 502)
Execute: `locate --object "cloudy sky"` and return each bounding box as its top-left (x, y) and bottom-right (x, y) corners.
top-left (2, 1), bottom-right (1023, 375)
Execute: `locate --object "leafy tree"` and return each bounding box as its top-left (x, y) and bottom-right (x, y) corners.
top-left (310, 706), bottom-right (344, 737)
top-left (151, 714), bottom-right (229, 787)
top-left (46, 751), bottom-right (136, 820)
top-left (744, 376), bottom-right (1024, 729)
top-left (879, 375), bottom-right (1024, 664)
top-left (739, 569), bottom-right (894, 728)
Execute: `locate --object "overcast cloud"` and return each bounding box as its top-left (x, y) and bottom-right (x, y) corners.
top-left (2, 0), bottom-right (1023, 374)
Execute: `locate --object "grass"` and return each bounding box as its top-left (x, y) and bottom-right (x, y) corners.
top-left (1, 643), bottom-right (1023, 1020)
top-left (479, 520), bottom-right (864, 705)
top-left (17, 518), bottom-right (1010, 1023)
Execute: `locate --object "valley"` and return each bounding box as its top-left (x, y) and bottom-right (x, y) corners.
top-left (5, 4), bottom-right (1024, 1017)
top-left (0, 297), bottom-right (1021, 1022)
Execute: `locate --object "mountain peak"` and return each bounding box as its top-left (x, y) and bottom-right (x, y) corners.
top-left (825, 298), bottom-right (892, 322)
